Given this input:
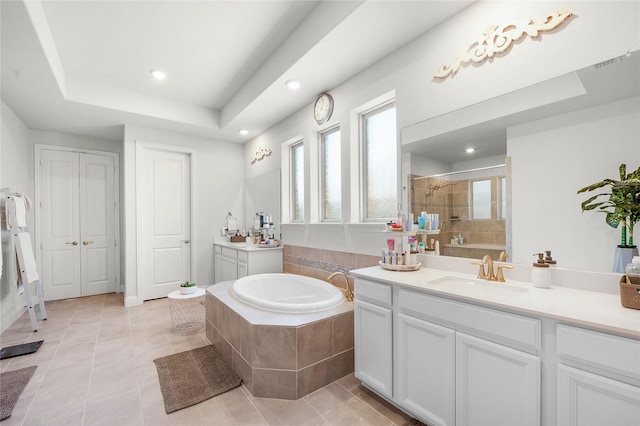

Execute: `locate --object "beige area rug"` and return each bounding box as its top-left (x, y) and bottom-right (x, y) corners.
top-left (153, 345), bottom-right (241, 414)
top-left (0, 365), bottom-right (37, 421)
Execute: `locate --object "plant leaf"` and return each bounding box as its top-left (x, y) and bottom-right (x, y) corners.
top-left (606, 212), bottom-right (621, 228)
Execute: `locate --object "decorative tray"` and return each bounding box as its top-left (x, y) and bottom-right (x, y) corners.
top-left (379, 261), bottom-right (421, 271)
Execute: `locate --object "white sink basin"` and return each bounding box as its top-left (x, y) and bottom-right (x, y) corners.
top-left (426, 276), bottom-right (529, 297)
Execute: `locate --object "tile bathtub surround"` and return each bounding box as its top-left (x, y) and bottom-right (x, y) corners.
top-left (1, 293), bottom-right (424, 425)
top-left (206, 282), bottom-right (355, 400)
top-left (283, 244), bottom-right (380, 292)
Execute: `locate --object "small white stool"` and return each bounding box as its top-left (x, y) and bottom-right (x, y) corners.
top-left (168, 288), bottom-right (206, 335)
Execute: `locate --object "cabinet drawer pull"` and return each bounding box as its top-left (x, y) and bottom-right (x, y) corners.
top-left (65, 241), bottom-right (78, 246)
top-left (82, 240), bottom-right (94, 245)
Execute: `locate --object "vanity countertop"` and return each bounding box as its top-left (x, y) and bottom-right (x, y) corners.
top-left (350, 266), bottom-right (640, 339)
top-left (214, 240), bottom-right (283, 252)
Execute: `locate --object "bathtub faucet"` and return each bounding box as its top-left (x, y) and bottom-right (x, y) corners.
top-left (327, 272), bottom-right (354, 302)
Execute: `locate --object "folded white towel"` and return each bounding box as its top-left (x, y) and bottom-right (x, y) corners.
top-left (15, 232), bottom-right (39, 284)
top-left (11, 195), bottom-right (28, 228)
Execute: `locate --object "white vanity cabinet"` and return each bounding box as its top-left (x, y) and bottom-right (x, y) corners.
top-left (355, 277), bottom-right (541, 426)
top-left (221, 247), bottom-right (239, 281)
top-left (397, 312), bottom-right (455, 426)
top-left (213, 243), bottom-right (283, 283)
top-left (556, 324), bottom-right (640, 426)
top-left (455, 332), bottom-right (540, 426)
top-left (397, 288), bottom-right (540, 426)
top-left (354, 279), bottom-right (393, 399)
top-left (214, 244), bottom-right (222, 283)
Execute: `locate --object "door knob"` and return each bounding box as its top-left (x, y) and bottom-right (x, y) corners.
top-left (65, 241), bottom-right (78, 246)
top-left (181, 239), bottom-right (190, 244)
top-left (83, 241), bottom-right (94, 245)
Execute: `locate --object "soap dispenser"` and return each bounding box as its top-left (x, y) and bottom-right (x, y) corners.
top-left (531, 253), bottom-right (551, 288)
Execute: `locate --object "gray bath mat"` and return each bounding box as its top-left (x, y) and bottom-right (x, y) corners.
top-left (153, 345), bottom-right (241, 414)
top-left (0, 365), bottom-right (37, 421)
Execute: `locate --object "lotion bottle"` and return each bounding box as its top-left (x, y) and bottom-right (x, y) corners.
top-left (531, 253), bottom-right (550, 288)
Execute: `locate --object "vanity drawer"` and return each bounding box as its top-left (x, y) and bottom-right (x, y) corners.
top-left (398, 289), bottom-right (541, 353)
top-left (237, 250), bottom-right (248, 263)
top-left (557, 324), bottom-right (640, 381)
top-left (355, 279), bottom-right (392, 307)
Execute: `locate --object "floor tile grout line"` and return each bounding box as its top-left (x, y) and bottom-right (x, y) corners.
top-left (236, 384), bottom-right (271, 426)
top-left (338, 379), bottom-right (406, 426)
top-left (80, 294), bottom-right (105, 426)
top-left (127, 296), bottom-right (148, 425)
top-left (20, 299), bottom-right (68, 425)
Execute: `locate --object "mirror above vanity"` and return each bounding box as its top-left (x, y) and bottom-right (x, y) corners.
top-left (402, 50), bottom-right (640, 273)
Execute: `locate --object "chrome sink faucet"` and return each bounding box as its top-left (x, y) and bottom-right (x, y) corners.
top-left (327, 271), bottom-right (354, 301)
top-left (472, 254), bottom-right (514, 282)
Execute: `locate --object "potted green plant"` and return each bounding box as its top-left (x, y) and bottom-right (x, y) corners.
top-left (179, 281), bottom-right (197, 295)
top-left (577, 163), bottom-right (640, 247)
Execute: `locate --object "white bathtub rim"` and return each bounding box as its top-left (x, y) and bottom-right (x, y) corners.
top-left (231, 273), bottom-right (345, 314)
top-left (208, 281), bottom-right (353, 327)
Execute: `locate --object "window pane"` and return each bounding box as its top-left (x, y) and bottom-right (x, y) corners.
top-left (321, 128), bottom-right (341, 221)
top-left (471, 179), bottom-right (491, 219)
top-left (500, 177), bottom-right (506, 219)
top-left (364, 105), bottom-right (396, 220)
top-left (291, 142), bottom-right (304, 221)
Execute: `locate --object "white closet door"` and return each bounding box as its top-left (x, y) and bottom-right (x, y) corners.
top-left (41, 150), bottom-right (81, 300)
top-left (40, 148), bottom-right (118, 301)
top-left (80, 153), bottom-right (116, 296)
top-left (139, 147), bottom-right (191, 301)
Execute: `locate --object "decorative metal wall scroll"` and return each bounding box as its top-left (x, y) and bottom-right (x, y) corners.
top-left (433, 9), bottom-right (573, 80)
top-left (251, 147), bottom-right (272, 164)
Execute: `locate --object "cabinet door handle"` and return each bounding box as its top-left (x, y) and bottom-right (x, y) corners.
top-left (181, 239), bottom-right (190, 244)
top-left (65, 241), bottom-right (78, 246)
top-left (83, 240), bottom-right (94, 245)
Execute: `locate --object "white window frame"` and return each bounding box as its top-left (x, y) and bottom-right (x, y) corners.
top-left (350, 91), bottom-right (398, 223)
top-left (319, 125), bottom-right (341, 222)
top-left (281, 137), bottom-right (306, 224)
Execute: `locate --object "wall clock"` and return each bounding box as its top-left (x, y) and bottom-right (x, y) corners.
top-left (313, 93), bottom-right (334, 124)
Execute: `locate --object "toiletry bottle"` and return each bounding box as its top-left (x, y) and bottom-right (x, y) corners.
top-left (397, 204), bottom-right (403, 230)
top-left (625, 256), bottom-right (640, 284)
top-left (531, 253), bottom-right (550, 288)
top-left (405, 213), bottom-right (414, 232)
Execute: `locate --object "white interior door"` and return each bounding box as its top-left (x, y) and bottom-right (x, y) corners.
top-left (139, 147), bottom-right (191, 300)
top-left (40, 149), bottom-right (118, 300)
top-left (80, 153), bottom-right (116, 296)
top-left (40, 149), bottom-right (81, 300)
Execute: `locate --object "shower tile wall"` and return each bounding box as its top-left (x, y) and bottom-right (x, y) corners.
top-left (411, 174), bottom-right (506, 257)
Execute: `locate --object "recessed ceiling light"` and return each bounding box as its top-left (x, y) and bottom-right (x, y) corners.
top-left (150, 69), bottom-right (166, 80)
top-left (285, 80), bottom-right (301, 90)
top-left (465, 148), bottom-right (475, 153)
top-left (239, 129), bottom-right (249, 136)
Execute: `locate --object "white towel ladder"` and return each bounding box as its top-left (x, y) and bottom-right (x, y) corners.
top-left (4, 191), bottom-right (47, 331)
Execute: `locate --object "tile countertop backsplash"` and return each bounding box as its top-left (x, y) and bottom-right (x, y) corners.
top-left (351, 255), bottom-right (640, 339)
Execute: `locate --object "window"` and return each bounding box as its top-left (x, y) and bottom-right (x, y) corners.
top-left (499, 176), bottom-right (507, 219)
top-left (291, 141), bottom-right (304, 222)
top-left (320, 127), bottom-right (341, 221)
top-left (471, 179), bottom-right (492, 219)
top-left (363, 103), bottom-right (396, 221)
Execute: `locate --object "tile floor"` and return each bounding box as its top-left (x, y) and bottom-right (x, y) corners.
top-left (1, 293), bottom-right (423, 426)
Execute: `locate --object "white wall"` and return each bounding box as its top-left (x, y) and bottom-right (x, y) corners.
top-left (123, 125), bottom-right (244, 306)
top-left (245, 1), bottom-right (640, 264)
top-left (509, 96), bottom-right (640, 272)
top-left (1, 101), bottom-right (33, 332)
